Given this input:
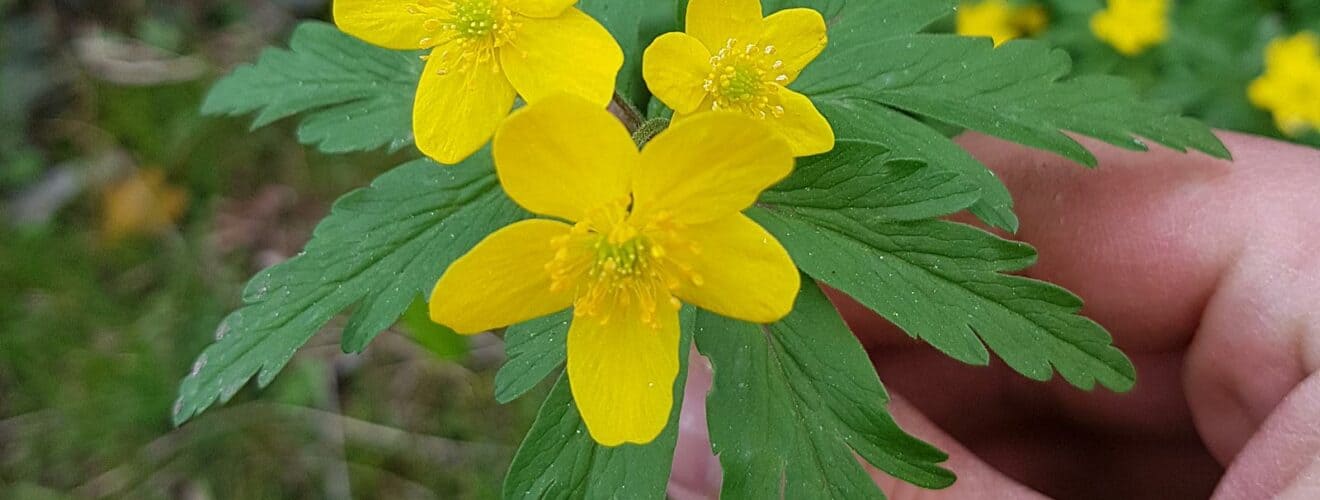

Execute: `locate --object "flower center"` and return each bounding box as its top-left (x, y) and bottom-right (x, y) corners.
top-left (407, 0), bottom-right (521, 75)
top-left (703, 38), bottom-right (790, 118)
top-left (545, 201), bottom-right (703, 328)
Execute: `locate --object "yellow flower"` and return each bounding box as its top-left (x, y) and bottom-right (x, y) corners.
top-left (429, 94), bottom-right (800, 445)
top-left (1090, 0), bottom-right (1169, 56)
top-left (334, 0), bottom-right (623, 164)
top-left (641, 0), bottom-right (833, 157)
top-left (1248, 32), bottom-right (1320, 136)
top-left (102, 169), bottom-right (188, 241)
top-left (956, 0), bottom-right (1049, 47)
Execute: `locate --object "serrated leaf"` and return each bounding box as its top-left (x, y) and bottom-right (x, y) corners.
top-left (494, 310), bottom-right (571, 404)
top-left (763, 0), bottom-right (954, 44)
top-left (815, 99), bottom-right (1020, 231)
top-left (796, 33), bottom-right (1230, 232)
top-left (200, 21), bottom-right (422, 154)
top-left (765, 1), bottom-right (1012, 231)
top-left (761, 140), bottom-right (981, 222)
top-left (173, 154), bottom-right (526, 425)
top-left (751, 204), bottom-right (1136, 392)
top-left (695, 280), bottom-right (954, 500)
top-left (801, 35), bottom-right (1231, 166)
top-left (502, 308), bottom-right (696, 500)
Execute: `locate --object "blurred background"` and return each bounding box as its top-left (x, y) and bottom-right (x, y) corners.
top-left (0, 0), bottom-right (1316, 498)
top-left (1, 1), bottom-right (540, 498)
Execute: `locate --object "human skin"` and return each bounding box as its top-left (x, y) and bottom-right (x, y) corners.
top-left (667, 131), bottom-right (1320, 499)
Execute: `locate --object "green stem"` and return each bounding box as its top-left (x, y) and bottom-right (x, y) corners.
top-left (631, 118), bottom-right (671, 147)
top-left (609, 93), bottom-right (645, 132)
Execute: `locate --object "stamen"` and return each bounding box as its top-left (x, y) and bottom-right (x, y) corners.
top-left (543, 202), bottom-right (701, 329)
top-left (408, 0), bottom-right (522, 75)
top-left (702, 37), bottom-right (791, 119)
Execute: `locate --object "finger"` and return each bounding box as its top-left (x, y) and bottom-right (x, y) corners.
top-left (924, 133), bottom-right (1320, 459)
top-left (1274, 454), bottom-right (1320, 500)
top-left (669, 353), bottom-right (718, 499)
top-left (866, 341), bottom-right (1198, 441)
top-left (869, 395), bottom-right (1047, 500)
top-left (1213, 372), bottom-right (1320, 500)
top-left (667, 353), bottom-right (1045, 499)
top-left (841, 130), bottom-right (1262, 428)
top-left (837, 132), bottom-right (1319, 498)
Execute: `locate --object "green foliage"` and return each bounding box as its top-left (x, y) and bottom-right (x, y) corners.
top-left (763, 0), bottom-right (955, 44)
top-left (201, 22), bottom-right (422, 154)
top-left (1034, 0), bottom-right (1320, 146)
top-left (173, 155), bottom-right (527, 425)
top-left (755, 0), bottom-right (1025, 230)
top-left (161, 0), bottom-right (1248, 496)
top-left (695, 281), bottom-right (954, 499)
top-left (494, 311), bottom-right (571, 404)
top-left (807, 35), bottom-right (1229, 164)
top-left (795, 21), bottom-right (1229, 230)
top-left (579, 0), bottom-right (677, 110)
top-left (399, 296), bottom-right (470, 360)
top-left (821, 101), bottom-right (1021, 230)
top-left (760, 140), bottom-right (981, 222)
top-left (501, 308), bottom-right (696, 500)
top-left (752, 142), bottom-right (1135, 391)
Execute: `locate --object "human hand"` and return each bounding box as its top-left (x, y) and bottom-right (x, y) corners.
top-left (668, 132), bottom-right (1320, 499)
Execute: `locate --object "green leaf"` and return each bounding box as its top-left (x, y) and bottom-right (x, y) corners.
top-left (763, 0), bottom-right (954, 44)
top-left (796, 33), bottom-right (1230, 231)
top-left (751, 205), bottom-right (1136, 392)
top-left (173, 154), bottom-right (526, 425)
top-left (399, 296), bottom-right (470, 361)
top-left (502, 308), bottom-right (696, 500)
top-left (671, 0), bottom-right (954, 67)
top-left (803, 35), bottom-right (1231, 166)
top-left (815, 99), bottom-right (1020, 231)
top-left (695, 280), bottom-right (954, 499)
top-left (200, 21), bottom-right (422, 154)
top-left (494, 310), bottom-right (571, 404)
top-left (579, 0), bottom-right (677, 110)
top-left (762, 140), bottom-right (981, 222)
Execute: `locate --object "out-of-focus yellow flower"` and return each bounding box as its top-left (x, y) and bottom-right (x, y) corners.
top-left (333, 0), bottom-right (623, 164)
top-left (956, 0), bottom-right (1049, 46)
top-left (1248, 32), bottom-right (1320, 136)
top-left (102, 169), bottom-right (188, 241)
top-left (430, 94), bottom-right (800, 446)
top-left (642, 0), bottom-right (833, 156)
top-left (1090, 0), bottom-right (1169, 56)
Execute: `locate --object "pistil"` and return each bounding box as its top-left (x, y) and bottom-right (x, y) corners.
top-left (703, 38), bottom-right (790, 118)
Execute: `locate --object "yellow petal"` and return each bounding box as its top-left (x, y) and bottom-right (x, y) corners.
top-left (769, 87), bottom-right (834, 157)
top-left (686, 0), bottom-right (763, 50)
top-left (500, 8), bottom-right (622, 106)
top-left (642, 32), bottom-right (713, 114)
top-left (333, 0), bottom-right (429, 50)
top-left (430, 219), bottom-right (574, 334)
top-left (493, 94), bottom-right (638, 221)
top-left (413, 49), bottom-right (517, 164)
top-left (757, 8), bottom-right (827, 83)
top-left (633, 112), bottom-right (793, 225)
top-left (504, 0), bottom-right (577, 18)
top-left (568, 303), bottom-right (680, 446)
top-left (671, 214), bottom-right (799, 323)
